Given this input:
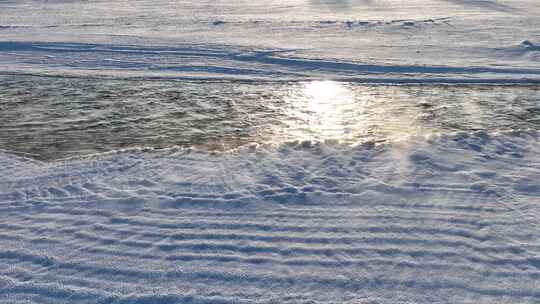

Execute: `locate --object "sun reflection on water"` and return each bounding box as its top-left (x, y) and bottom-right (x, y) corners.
top-left (274, 80), bottom-right (430, 146)
top-left (298, 80), bottom-right (358, 140)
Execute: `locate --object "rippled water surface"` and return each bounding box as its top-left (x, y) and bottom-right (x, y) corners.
top-left (0, 75), bottom-right (538, 160)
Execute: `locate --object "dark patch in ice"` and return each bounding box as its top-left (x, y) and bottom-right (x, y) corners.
top-left (402, 21), bottom-right (416, 27)
top-left (212, 20), bottom-right (226, 26)
top-left (520, 40), bottom-right (540, 51)
top-left (312, 17), bottom-right (450, 29)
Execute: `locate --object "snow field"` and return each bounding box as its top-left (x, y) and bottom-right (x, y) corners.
top-left (1, 131), bottom-right (540, 303)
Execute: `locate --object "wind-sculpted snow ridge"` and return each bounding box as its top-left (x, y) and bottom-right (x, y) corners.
top-left (1, 131), bottom-right (540, 303)
top-left (1, 41), bottom-right (540, 83)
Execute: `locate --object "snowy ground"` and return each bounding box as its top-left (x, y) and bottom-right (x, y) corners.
top-left (1, 0), bottom-right (540, 303)
top-left (1, 132), bottom-right (540, 303)
top-left (0, 0), bottom-right (539, 82)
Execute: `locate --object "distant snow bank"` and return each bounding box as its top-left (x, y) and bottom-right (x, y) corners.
top-left (1, 0), bottom-right (539, 83)
top-left (1, 131), bottom-right (540, 303)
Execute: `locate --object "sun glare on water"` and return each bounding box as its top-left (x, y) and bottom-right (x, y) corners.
top-left (272, 80), bottom-right (436, 146)
top-left (303, 80), bottom-right (359, 138)
top-left (280, 80), bottom-right (360, 143)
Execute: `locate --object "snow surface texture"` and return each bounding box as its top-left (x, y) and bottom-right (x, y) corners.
top-left (1, 132), bottom-right (540, 303)
top-left (0, 0), bottom-right (539, 82)
top-left (2, 0), bottom-right (540, 303)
